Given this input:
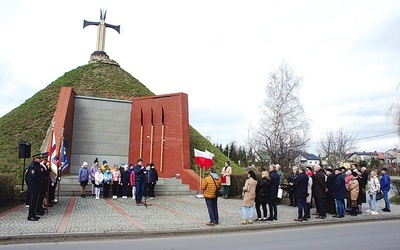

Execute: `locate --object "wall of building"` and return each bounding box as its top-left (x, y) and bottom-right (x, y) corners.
top-left (128, 93), bottom-right (198, 190)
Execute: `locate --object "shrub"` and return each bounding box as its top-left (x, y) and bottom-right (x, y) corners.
top-left (0, 173), bottom-right (16, 201)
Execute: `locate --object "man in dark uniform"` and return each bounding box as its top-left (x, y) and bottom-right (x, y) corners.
top-left (36, 156), bottom-right (49, 215)
top-left (26, 154), bottom-right (43, 221)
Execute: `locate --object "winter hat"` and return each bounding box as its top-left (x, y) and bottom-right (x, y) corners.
top-left (94, 158), bottom-right (99, 164)
top-left (103, 160), bottom-right (108, 165)
top-left (82, 162), bottom-right (88, 167)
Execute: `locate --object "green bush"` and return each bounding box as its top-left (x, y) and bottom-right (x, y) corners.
top-left (0, 173), bottom-right (16, 201)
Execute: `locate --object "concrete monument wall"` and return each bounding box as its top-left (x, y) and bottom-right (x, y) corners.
top-left (70, 96), bottom-right (132, 173)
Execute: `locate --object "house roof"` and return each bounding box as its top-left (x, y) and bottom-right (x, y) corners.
top-left (301, 153), bottom-right (319, 161)
top-left (377, 152), bottom-right (396, 160)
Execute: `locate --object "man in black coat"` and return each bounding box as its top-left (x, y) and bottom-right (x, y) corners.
top-left (325, 167), bottom-right (337, 215)
top-left (313, 165), bottom-right (327, 219)
top-left (293, 166), bottom-right (309, 221)
top-left (268, 165), bottom-right (280, 221)
top-left (26, 154), bottom-right (43, 221)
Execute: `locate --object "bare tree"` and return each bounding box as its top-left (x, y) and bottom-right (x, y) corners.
top-left (388, 83), bottom-right (400, 135)
top-left (247, 62), bottom-right (310, 170)
top-left (318, 128), bottom-right (358, 168)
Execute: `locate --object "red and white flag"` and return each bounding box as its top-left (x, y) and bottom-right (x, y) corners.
top-left (204, 150), bottom-right (214, 169)
top-left (50, 130), bottom-right (59, 176)
top-left (194, 149), bottom-right (214, 169)
top-left (194, 149), bottom-right (205, 167)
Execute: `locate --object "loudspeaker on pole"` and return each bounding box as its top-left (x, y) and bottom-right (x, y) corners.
top-left (18, 141), bottom-right (31, 159)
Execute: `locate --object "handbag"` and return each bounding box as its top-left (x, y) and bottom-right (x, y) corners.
top-left (221, 175), bottom-right (226, 184)
top-left (211, 176), bottom-right (224, 197)
top-left (277, 188), bottom-right (283, 199)
top-left (376, 190), bottom-right (384, 201)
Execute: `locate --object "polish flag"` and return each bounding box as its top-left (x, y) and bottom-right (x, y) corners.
top-left (194, 149), bottom-right (205, 167)
top-left (194, 149), bottom-right (214, 169)
top-left (50, 130), bottom-right (59, 176)
top-left (204, 150), bottom-right (214, 169)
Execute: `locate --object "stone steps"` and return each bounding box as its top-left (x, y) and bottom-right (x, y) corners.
top-left (56, 174), bottom-right (197, 196)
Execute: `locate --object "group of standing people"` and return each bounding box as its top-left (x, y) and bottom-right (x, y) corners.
top-left (201, 161), bottom-right (392, 227)
top-left (201, 162), bottom-right (282, 226)
top-left (25, 153), bottom-right (58, 221)
top-left (292, 164), bottom-right (391, 221)
top-left (78, 158), bottom-right (158, 205)
top-left (241, 165), bottom-right (280, 224)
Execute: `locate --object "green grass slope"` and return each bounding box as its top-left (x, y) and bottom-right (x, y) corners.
top-left (0, 62), bottom-right (240, 180)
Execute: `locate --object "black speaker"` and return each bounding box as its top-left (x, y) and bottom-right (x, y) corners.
top-left (18, 142), bottom-right (31, 159)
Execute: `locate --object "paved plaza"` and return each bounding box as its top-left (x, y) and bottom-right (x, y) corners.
top-left (0, 195), bottom-right (399, 244)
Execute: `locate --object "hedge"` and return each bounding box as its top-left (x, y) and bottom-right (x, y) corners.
top-left (0, 173), bottom-right (16, 201)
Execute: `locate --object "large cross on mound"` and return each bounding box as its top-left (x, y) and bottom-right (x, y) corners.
top-left (83, 9), bottom-right (120, 61)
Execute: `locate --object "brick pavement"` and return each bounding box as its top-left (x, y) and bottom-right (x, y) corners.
top-left (0, 195), bottom-right (399, 244)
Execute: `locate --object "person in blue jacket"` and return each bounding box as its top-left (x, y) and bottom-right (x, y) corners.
top-left (380, 167), bottom-right (391, 212)
top-left (293, 166), bottom-right (309, 221)
top-left (134, 158), bottom-right (146, 205)
top-left (332, 168), bottom-right (346, 218)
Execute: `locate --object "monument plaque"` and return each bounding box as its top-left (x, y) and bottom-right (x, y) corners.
top-left (70, 96), bottom-right (131, 173)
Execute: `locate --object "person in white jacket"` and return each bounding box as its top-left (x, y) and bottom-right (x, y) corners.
top-left (367, 171), bottom-right (380, 215)
top-left (94, 168), bottom-right (104, 200)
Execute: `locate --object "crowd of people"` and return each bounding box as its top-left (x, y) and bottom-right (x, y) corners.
top-left (25, 155), bottom-right (158, 221)
top-left (79, 158), bottom-right (159, 205)
top-left (201, 162), bottom-right (392, 226)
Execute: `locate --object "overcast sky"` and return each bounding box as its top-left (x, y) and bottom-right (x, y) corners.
top-left (1, 0), bottom-right (400, 154)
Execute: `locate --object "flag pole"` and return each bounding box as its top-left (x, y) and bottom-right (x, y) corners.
top-left (150, 108), bottom-right (154, 163)
top-left (57, 128), bottom-right (64, 203)
top-left (195, 166), bottom-right (204, 198)
top-left (139, 109), bottom-right (143, 159)
top-left (160, 108), bottom-right (165, 172)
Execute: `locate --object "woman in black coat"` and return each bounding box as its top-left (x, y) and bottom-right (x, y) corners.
top-left (268, 165), bottom-right (280, 221)
top-left (255, 171), bottom-right (271, 221)
top-left (357, 167), bottom-right (368, 213)
top-left (287, 166), bottom-right (299, 206)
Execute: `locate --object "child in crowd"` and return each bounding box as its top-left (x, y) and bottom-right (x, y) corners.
top-left (130, 164), bottom-right (136, 200)
top-left (121, 165), bottom-right (130, 198)
top-left (94, 167), bottom-right (104, 200)
top-left (111, 164), bottom-right (121, 199)
top-left (103, 168), bottom-right (112, 199)
top-left (78, 162), bottom-right (89, 198)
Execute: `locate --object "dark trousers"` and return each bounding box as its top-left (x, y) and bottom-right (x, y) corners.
top-left (205, 197), bottom-right (219, 223)
top-left (296, 197), bottom-right (307, 219)
top-left (315, 197), bottom-right (326, 216)
top-left (305, 202), bottom-right (311, 218)
top-left (336, 199), bottom-right (345, 216)
top-left (28, 192), bottom-right (39, 218)
top-left (103, 183), bottom-right (110, 198)
top-left (121, 183), bottom-right (129, 197)
top-left (255, 202), bottom-right (268, 218)
top-left (268, 198), bottom-right (278, 219)
top-left (36, 191), bottom-right (45, 212)
top-left (112, 181), bottom-right (119, 196)
top-left (146, 182), bottom-right (156, 197)
top-left (326, 196), bottom-right (336, 214)
top-left (135, 181), bottom-right (146, 203)
top-left (288, 188), bottom-right (295, 205)
top-left (49, 182), bottom-right (56, 203)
